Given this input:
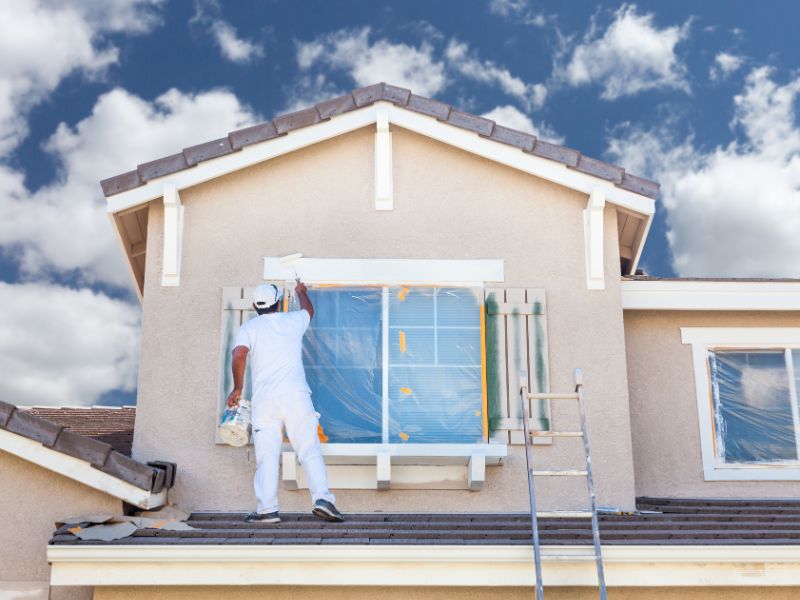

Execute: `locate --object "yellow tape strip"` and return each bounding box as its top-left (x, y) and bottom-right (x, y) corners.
top-left (398, 431), bottom-right (410, 441)
top-left (399, 330), bottom-right (406, 353)
top-left (480, 303), bottom-right (488, 441)
top-left (398, 287), bottom-right (410, 301)
top-left (400, 387), bottom-right (412, 395)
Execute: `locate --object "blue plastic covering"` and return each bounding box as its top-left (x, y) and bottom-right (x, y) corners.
top-left (290, 286), bottom-right (484, 444)
top-left (708, 349), bottom-right (798, 463)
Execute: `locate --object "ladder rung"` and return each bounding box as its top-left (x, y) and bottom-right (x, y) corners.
top-left (541, 554), bottom-right (598, 561)
top-left (531, 470), bottom-right (588, 477)
top-left (530, 431), bottom-right (583, 437)
top-left (525, 393), bottom-right (579, 400)
top-left (536, 510), bottom-right (593, 518)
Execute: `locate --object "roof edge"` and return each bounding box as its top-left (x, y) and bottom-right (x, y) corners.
top-left (100, 82), bottom-right (659, 200)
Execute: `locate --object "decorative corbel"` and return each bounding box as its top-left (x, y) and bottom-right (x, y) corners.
top-left (374, 107), bottom-right (393, 210)
top-left (583, 188), bottom-right (606, 290)
top-left (161, 183), bottom-right (184, 287)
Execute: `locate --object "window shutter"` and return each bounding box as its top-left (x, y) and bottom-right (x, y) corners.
top-left (484, 288), bottom-right (551, 445)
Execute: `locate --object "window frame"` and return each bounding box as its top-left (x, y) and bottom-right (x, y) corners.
top-left (681, 327), bottom-right (800, 481)
top-left (287, 283), bottom-right (489, 444)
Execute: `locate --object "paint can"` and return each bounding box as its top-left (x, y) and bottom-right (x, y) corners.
top-left (219, 398), bottom-right (252, 447)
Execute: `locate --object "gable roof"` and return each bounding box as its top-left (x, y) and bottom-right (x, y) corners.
top-left (0, 401), bottom-right (171, 509)
top-left (101, 82), bottom-right (659, 200)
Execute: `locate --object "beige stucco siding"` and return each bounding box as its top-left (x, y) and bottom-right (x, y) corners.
top-left (134, 125), bottom-right (636, 512)
top-left (625, 310), bottom-right (800, 497)
top-left (93, 585), bottom-right (800, 600)
top-left (0, 450), bottom-right (119, 598)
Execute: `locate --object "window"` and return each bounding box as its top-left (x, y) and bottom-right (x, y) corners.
top-left (294, 286), bottom-right (486, 444)
top-left (682, 328), bottom-right (800, 480)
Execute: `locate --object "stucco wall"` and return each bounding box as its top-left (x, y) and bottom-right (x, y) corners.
top-left (0, 450), bottom-right (120, 599)
top-left (93, 585), bottom-right (800, 600)
top-left (625, 310), bottom-right (800, 497)
top-left (133, 125), bottom-right (637, 512)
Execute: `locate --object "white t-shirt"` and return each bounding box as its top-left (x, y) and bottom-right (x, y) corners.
top-left (233, 310), bottom-right (312, 404)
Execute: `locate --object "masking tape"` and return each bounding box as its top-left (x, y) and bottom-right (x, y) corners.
top-left (400, 387), bottom-right (412, 395)
top-left (317, 424), bottom-right (329, 443)
top-left (398, 431), bottom-right (410, 441)
top-left (399, 330), bottom-right (406, 353)
top-left (398, 287), bottom-right (410, 301)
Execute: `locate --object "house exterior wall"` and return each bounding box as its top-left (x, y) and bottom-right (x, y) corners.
top-left (624, 310), bottom-right (800, 497)
top-left (0, 450), bottom-right (119, 600)
top-left (133, 125), bottom-right (637, 512)
top-left (92, 585), bottom-right (800, 600)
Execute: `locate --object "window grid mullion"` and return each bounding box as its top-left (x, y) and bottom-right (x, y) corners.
top-left (381, 286), bottom-right (390, 443)
top-left (785, 348), bottom-right (800, 462)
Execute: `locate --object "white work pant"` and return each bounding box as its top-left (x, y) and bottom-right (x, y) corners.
top-left (252, 391), bottom-right (335, 513)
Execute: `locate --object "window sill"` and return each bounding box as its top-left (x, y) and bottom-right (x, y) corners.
top-left (704, 464), bottom-right (800, 481)
top-left (281, 442), bottom-right (507, 491)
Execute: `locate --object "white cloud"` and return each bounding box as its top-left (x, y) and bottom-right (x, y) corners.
top-left (0, 0), bottom-right (162, 154)
top-left (210, 20), bottom-right (264, 63)
top-left (556, 4), bottom-right (691, 100)
top-left (296, 27), bottom-right (447, 97)
top-left (0, 87), bottom-right (259, 286)
top-left (446, 40), bottom-right (547, 110)
top-left (0, 282), bottom-right (141, 406)
top-left (710, 52), bottom-right (744, 81)
top-left (481, 105), bottom-right (564, 143)
top-left (280, 75), bottom-right (344, 114)
top-left (488, 0), bottom-right (548, 26)
top-left (607, 67), bottom-right (800, 278)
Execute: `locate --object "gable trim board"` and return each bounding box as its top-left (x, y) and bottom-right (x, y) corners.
top-left (102, 85), bottom-right (657, 297)
top-left (48, 544), bottom-right (800, 587)
top-left (622, 280), bottom-right (800, 310)
top-left (0, 428), bottom-right (166, 509)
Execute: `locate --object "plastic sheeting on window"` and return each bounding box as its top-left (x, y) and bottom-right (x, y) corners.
top-left (708, 349), bottom-right (798, 464)
top-left (290, 286), bottom-right (485, 444)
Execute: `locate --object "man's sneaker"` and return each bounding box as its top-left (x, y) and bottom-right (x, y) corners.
top-left (312, 499), bottom-right (344, 522)
top-left (244, 511), bottom-right (280, 523)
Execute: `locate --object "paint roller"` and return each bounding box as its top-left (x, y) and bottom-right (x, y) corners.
top-left (279, 252), bottom-right (304, 282)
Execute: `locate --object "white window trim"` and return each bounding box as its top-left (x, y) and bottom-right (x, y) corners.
top-left (264, 257), bottom-right (504, 286)
top-left (681, 327), bottom-right (800, 480)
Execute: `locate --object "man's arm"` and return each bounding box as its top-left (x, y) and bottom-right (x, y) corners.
top-left (295, 280), bottom-right (314, 320)
top-left (226, 345), bottom-right (249, 407)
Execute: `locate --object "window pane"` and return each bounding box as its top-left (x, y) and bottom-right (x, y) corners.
top-left (709, 350), bottom-right (797, 463)
top-left (388, 287), bottom-right (483, 443)
top-left (301, 288), bottom-right (383, 443)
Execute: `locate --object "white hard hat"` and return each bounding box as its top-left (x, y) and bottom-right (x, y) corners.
top-left (253, 283), bottom-right (283, 308)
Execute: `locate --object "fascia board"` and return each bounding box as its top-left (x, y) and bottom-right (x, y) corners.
top-left (622, 280), bottom-right (800, 311)
top-left (49, 544), bottom-right (800, 587)
top-left (105, 102), bottom-right (655, 220)
top-left (106, 105), bottom-right (381, 214)
top-left (0, 428), bottom-right (164, 509)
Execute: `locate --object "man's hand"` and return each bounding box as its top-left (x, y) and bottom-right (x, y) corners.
top-left (295, 279), bottom-right (314, 320)
top-left (295, 280), bottom-right (307, 295)
top-left (226, 388), bottom-right (242, 408)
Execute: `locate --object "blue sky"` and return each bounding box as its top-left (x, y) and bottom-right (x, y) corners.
top-left (1, 0), bottom-right (798, 407)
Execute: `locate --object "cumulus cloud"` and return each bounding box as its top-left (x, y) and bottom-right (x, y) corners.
top-left (0, 87), bottom-right (259, 286)
top-left (296, 27), bottom-right (447, 97)
top-left (0, 282), bottom-right (141, 406)
top-left (710, 52), bottom-right (745, 81)
top-left (555, 4), bottom-right (691, 100)
top-left (481, 105), bottom-right (563, 143)
top-left (607, 67), bottom-right (800, 277)
top-left (446, 40), bottom-right (547, 110)
top-left (0, 0), bottom-right (162, 154)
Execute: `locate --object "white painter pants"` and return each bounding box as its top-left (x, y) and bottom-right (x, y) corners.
top-left (252, 391), bottom-right (335, 514)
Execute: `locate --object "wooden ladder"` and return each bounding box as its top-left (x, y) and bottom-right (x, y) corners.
top-left (519, 368), bottom-right (607, 600)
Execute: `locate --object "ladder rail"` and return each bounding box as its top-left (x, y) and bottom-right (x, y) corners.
top-left (575, 369), bottom-right (608, 599)
top-left (519, 368), bottom-right (608, 600)
top-left (519, 377), bottom-right (545, 600)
